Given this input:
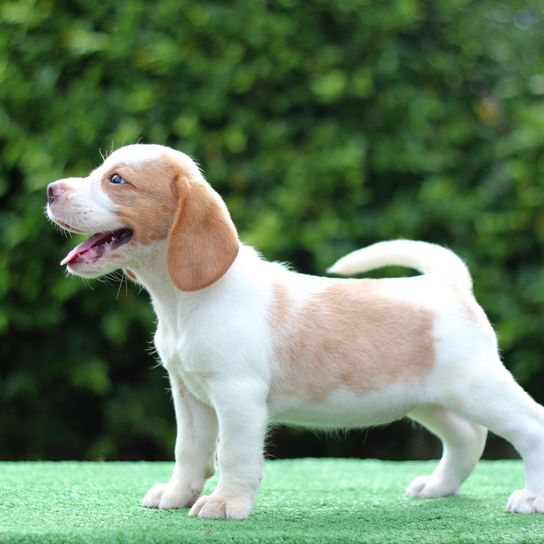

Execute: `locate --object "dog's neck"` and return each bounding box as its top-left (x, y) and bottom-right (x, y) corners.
top-left (127, 240), bottom-right (191, 330)
top-left (128, 241), bottom-right (254, 333)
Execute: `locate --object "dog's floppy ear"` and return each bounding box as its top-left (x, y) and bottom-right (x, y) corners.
top-left (167, 175), bottom-right (239, 291)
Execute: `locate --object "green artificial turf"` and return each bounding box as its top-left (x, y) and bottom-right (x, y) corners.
top-left (1, 459), bottom-right (542, 543)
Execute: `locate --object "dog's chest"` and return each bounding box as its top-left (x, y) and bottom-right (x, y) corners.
top-left (154, 323), bottom-right (214, 405)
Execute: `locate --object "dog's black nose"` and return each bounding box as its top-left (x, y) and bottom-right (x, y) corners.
top-left (47, 182), bottom-right (65, 205)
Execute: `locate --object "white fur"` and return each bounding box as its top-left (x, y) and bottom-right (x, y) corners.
top-left (47, 144), bottom-right (544, 519)
top-left (327, 239), bottom-right (473, 291)
top-left (46, 175), bottom-right (124, 235)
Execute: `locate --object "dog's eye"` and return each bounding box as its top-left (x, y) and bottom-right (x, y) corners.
top-left (109, 173), bottom-right (126, 185)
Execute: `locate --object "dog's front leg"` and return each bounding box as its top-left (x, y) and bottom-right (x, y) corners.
top-left (142, 372), bottom-right (218, 509)
top-left (189, 379), bottom-right (268, 520)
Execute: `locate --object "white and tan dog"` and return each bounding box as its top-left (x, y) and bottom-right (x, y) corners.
top-left (46, 144), bottom-right (544, 518)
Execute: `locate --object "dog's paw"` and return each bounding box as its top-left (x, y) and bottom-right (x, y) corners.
top-left (188, 494), bottom-right (253, 519)
top-left (405, 475), bottom-right (458, 499)
top-left (142, 482), bottom-right (200, 509)
top-left (506, 489), bottom-right (544, 513)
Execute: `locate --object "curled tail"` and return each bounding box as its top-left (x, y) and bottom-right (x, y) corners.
top-left (327, 240), bottom-right (472, 291)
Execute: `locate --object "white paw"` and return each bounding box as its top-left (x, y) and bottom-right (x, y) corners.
top-left (405, 475), bottom-right (458, 499)
top-left (506, 489), bottom-right (544, 514)
top-left (142, 482), bottom-right (201, 509)
top-left (188, 494), bottom-right (253, 520)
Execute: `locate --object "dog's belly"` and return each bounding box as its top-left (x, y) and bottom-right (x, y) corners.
top-left (268, 385), bottom-right (418, 428)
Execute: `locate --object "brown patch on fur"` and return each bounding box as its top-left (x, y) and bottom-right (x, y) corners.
top-left (102, 154), bottom-right (239, 291)
top-left (123, 268), bottom-right (139, 282)
top-left (167, 177), bottom-right (239, 291)
top-left (268, 280), bottom-right (435, 400)
top-left (101, 158), bottom-right (180, 244)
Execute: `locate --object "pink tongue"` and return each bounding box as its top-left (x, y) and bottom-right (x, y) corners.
top-left (60, 233), bottom-right (109, 266)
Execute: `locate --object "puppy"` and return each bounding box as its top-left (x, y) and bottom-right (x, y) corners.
top-left (46, 144), bottom-right (544, 518)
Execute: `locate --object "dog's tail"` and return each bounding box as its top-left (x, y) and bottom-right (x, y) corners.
top-left (327, 240), bottom-right (472, 291)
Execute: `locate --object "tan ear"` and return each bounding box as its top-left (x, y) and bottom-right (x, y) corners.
top-left (167, 176), bottom-right (239, 291)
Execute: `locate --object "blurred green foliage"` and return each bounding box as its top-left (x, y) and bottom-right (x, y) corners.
top-left (1, 0), bottom-right (543, 460)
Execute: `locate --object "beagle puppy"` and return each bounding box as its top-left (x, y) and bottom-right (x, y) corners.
top-left (46, 144), bottom-right (544, 518)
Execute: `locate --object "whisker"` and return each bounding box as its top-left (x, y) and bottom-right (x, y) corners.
top-left (113, 271), bottom-right (127, 301)
top-left (81, 278), bottom-right (95, 290)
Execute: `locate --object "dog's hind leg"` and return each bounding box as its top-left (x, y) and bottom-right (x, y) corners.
top-left (406, 405), bottom-right (487, 498)
top-left (440, 361), bottom-right (544, 513)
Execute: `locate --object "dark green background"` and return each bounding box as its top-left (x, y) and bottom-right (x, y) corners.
top-left (1, 0), bottom-right (543, 460)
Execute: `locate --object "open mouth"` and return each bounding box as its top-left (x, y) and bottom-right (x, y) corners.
top-left (60, 228), bottom-right (133, 266)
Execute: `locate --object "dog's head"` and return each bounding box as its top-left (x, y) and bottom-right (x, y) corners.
top-left (46, 144), bottom-right (239, 291)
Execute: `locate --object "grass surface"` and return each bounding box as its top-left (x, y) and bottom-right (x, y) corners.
top-left (1, 459), bottom-right (542, 543)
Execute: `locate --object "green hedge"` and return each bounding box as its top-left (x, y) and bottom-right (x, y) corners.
top-left (1, 0), bottom-right (543, 459)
